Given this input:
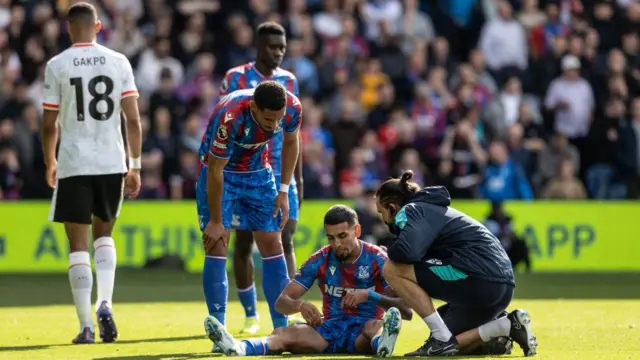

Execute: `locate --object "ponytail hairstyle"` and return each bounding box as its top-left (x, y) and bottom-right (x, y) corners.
top-left (375, 170), bottom-right (421, 215)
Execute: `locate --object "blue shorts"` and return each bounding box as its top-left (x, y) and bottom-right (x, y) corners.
top-left (314, 316), bottom-right (368, 354)
top-left (275, 175), bottom-right (299, 221)
top-left (196, 167), bottom-right (281, 232)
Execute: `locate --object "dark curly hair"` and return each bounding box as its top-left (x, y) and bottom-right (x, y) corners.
top-left (375, 170), bottom-right (421, 207)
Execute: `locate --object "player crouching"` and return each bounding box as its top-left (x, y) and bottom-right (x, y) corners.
top-left (205, 205), bottom-right (411, 356)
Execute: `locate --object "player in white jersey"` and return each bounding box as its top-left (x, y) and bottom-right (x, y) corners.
top-left (41, 2), bottom-right (142, 345)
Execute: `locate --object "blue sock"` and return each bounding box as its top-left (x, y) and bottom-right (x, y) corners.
top-left (238, 284), bottom-right (258, 318)
top-left (203, 255), bottom-right (228, 324)
top-left (261, 253), bottom-right (289, 329)
top-left (241, 338), bottom-right (270, 355)
top-left (371, 334), bottom-right (381, 351)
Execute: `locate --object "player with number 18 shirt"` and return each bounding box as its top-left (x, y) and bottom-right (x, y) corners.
top-left (41, 2), bottom-right (142, 345)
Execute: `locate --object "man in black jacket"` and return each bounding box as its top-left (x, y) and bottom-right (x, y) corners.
top-left (376, 171), bottom-right (537, 357)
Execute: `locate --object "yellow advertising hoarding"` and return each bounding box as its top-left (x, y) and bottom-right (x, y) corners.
top-left (0, 201), bottom-right (339, 273)
top-left (0, 201), bottom-right (638, 272)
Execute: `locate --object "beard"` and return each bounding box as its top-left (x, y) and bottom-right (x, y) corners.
top-left (387, 221), bottom-right (400, 235)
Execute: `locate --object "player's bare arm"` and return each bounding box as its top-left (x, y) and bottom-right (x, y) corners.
top-left (42, 109), bottom-right (59, 188)
top-left (121, 96), bottom-right (141, 198)
top-left (273, 127), bottom-right (299, 227)
top-left (280, 127), bottom-right (299, 188)
top-left (204, 155), bottom-right (229, 252)
top-left (294, 132), bottom-right (303, 206)
top-left (340, 287), bottom-right (413, 320)
top-left (275, 281), bottom-right (323, 326)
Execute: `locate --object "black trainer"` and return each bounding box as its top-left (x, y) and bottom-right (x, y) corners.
top-left (508, 309), bottom-right (537, 356)
top-left (466, 336), bottom-right (512, 355)
top-left (405, 335), bottom-right (459, 357)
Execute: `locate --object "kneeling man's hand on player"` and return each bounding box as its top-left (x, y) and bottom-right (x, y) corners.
top-left (202, 221), bottom-right (229, 252)
top-left (299, 301), bottom-right (323, 326)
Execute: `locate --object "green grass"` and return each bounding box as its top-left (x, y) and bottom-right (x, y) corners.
top-left (1, 272), bottom-right (640, 360)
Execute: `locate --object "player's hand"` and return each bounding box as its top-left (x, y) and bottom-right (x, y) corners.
top-left (342, 289), bottom-right (369, 309)
top-left (45, 161), bottom-right (57, 188)
top-left (203, 221), bottom-right (228, 252)
top-left (273, 192), bottom-right (289, 229)
top-left (124, 169), bottom-right (141, 199)
top-left (299, 301), bottom-right (323, 326)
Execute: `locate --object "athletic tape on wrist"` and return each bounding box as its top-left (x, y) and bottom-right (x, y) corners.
top-left (129, 157), bottom-right (141, 169)
top-left (368, 289), bottom-right (381, 304)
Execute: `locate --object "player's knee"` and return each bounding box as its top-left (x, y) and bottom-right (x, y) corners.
top-left (382, 261), bottom-right (398, 280)
top-left (234, 230), bottom-right (254, 258)
top-left (363, 319), bottom-right (383, 339)
top-left (383, 260), bottom-right (411, 280)
top-left (281, 222), bottom-right (296, 255)
top-left (254, 231), bottom-right (284, 255)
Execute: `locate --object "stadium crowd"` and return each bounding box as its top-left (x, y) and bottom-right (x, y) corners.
top-left (0, 0), bottom-right (639, 202)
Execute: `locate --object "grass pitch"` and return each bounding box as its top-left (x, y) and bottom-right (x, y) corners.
top-left (1, 272), bottom-right (639, 360)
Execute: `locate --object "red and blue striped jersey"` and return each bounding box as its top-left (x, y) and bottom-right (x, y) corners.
top-left (220, 62), bottom-right (299, 175)
top-left (198, 88), bottom-right (302, 173)
top-left (293, 241), bottom-right (389, 321)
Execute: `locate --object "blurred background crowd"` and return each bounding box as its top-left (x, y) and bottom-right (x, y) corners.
top-left (0, 0), bottom-right (639, 204)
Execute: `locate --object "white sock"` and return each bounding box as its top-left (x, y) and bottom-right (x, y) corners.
top-left (424, 312), bottom-right (453, 341)
top-left (93, 237), bottom-right (116, 310)
top-left (69, 251), bottom-right (94, 331)
top-left (237, 341), bottom-right (247, 356)
top-left (478, 316), bottom-right (511, 342)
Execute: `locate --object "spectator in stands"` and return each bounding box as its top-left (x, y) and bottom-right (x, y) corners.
top-left (535, 132), bottom-right (580, 193)
top-left (450, 49), bottom-right (498, 96)
top-left (544, 55), bottom-right (594, 156)
top-left (617, 97), bottom-right (640, 198)
top-left (410, 81), bottom-right (447, 161)
top-left (149, 68), bottom-right (186, 133)
top-left (302, 140), bottom-right (336, 199)
top-left (438, 112), bottom-right (486, 198)
top-left (428, 36), bottom-right (457, 78)
top-left (483, 76), bottom-right (539, 141)
top-left (281, 37), bottom-right (319, 96)
top-left (585, 98), bottom-right (627, 199)
top-left (360, 0), bottom-right (403, 42)
top-left (136, 37), bottom-right (184, 94)
top-left (516, 0), bottom-right (546, 34)
top-left (0, 0), bottom-right (637, 203)
top-left (480, 141), bottom-right (533, 201)
top-left (542, 157), bottom-right (587, 199)
top-left (478, 0), bottom-right (528, 84)
top-left (506, 123), bottom-right (536, 182)
top-left (398, 0), bottom-right (435, 55)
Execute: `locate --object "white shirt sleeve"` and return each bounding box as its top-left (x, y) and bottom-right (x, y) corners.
top-left (42, 62), bottom-right (60, 110)
top-left (121, 58), bottom-right (139, 99)
top-left (544, 80), bottom-right (560, 109)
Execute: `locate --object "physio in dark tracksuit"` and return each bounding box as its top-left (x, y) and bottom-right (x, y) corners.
top-left (376, 171), bottom-right (537, 357)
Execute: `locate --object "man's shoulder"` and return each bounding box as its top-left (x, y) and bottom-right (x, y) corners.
top-left (217, 91), bottom-right (253, 115)
top-left (361, 241), bottom-right (387, 259)
top-left (285, 92), bottom-right (302, 112)
top-left (305, 245), bottom-right (331, 264)
top-left (275, 67), bottom-right (297, 81)
top-left (94, 44), bottom-right (128, 60)
top-left (225, 63), bottom-right (252, 78)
